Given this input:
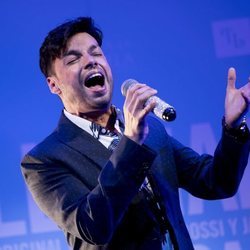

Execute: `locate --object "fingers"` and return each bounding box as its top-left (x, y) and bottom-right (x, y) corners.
top-left (241, 80), bottom-right (250, 105)
top-left (141, 97), bottom-right (157, 116)
top-left (124, 83), bottom-right (157, 116)
top-left (225, 69), bottom-right (250, 126)
top-left (227, 67), bottom-right (236, 90)
top-left (123, 82), bottom-right (157, 144)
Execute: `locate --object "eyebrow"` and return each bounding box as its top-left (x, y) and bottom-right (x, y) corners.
top-left (89, 44), bottom-right (99, 52)
top-left (62, 45), bottom-right (100, 58)
top-left (62, 50), bottom-right (82, 58)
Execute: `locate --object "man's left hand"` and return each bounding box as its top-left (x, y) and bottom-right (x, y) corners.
top-left (225, 67), bottom-right (250, 128)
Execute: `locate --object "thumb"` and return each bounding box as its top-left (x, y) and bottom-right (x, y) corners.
top-left (227, 67), bottom-right (236, 90)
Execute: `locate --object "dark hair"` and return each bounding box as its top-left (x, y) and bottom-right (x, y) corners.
top-left (39, 17), bottom-right (103, 77)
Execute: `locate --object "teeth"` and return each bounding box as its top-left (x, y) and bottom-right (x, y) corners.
top-left (88, 72), bottom-right (102, 79)
top-left (85, 72), bottom-right (105, 88)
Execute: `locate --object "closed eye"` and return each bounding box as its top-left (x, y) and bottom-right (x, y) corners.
top-left (90, 46), bottom-right (103, 57)
top-left (63, 50), bottom-right (82, 65)
top-left (66, 57), bottom-right (80, 65)
top-left (93, 52), bottom-right (102, 56)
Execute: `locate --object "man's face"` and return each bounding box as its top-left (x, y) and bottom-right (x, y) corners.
top-left (48, 32), bottom-right (113, 115)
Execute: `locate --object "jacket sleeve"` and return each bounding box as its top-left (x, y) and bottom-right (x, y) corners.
top-left (171, 129), bottom-right (250, 199)
top-left (21, 135), bottom-right (156, 245)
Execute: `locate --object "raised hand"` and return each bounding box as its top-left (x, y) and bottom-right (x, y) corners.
top-left (225, 67), bottom-right (250, 128)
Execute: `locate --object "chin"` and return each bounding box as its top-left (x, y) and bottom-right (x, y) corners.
top-left (97, 94), bottom-right (112, 108)
top-left (87, 98), bottom-right (110, 112)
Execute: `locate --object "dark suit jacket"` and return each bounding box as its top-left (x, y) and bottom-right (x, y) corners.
top-left (21, 113), bottom-right (250, 250)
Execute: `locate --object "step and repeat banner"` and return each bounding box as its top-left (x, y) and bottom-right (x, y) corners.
top-left (0, 1), bottom-right (249, 249)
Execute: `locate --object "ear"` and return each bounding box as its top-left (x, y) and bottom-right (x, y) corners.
top-left (47, 76), bottom-right (61, 95)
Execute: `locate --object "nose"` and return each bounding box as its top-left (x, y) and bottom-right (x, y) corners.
top-left (84, 54), bottom-right (98, 70)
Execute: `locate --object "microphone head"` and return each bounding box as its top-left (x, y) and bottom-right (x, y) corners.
top-left (121, 79), bottom-right (138, 96)
top-left (162, 107), bottom-right (176, 121)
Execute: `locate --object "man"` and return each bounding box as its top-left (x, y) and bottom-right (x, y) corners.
top-left (21, 17), bottom-right (250, 250)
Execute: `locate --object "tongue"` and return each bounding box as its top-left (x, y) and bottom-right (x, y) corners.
top-left (88, 85), bottom-right (105, 92)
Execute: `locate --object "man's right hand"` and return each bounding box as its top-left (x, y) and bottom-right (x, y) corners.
top-left (123, 83), bottom-right (157, 145)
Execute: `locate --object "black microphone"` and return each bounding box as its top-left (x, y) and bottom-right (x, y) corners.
top-left (121, 79), bottom-right (176, 122)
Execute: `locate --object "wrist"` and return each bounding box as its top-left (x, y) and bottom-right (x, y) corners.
top-left (224, 115), bottom-right (246, 129)
top-left (222, 116), bottom-right (250, 142)
top-left (123, 132), bottom-right (144, 145)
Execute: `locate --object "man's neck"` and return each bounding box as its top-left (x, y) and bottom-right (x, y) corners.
top-left (78, 106), bottom-right (116, 129)
top-left (77, 111), bottom-right (109, 127)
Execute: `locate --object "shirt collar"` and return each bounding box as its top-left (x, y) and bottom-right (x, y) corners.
top-left (63, 105), bottom-right (124, 137)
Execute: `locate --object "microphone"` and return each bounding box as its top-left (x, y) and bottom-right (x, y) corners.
top-left (121, 79), bottom-right (176, 122)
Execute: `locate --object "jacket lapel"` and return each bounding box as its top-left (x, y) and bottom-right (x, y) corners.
top-left (55, 112), bottom-right (112, 169)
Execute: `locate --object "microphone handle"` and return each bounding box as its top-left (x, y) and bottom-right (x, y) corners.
top-left (145, 96), bottom-right (176, 122)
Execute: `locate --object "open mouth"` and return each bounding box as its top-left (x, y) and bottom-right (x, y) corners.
top-left (85, 72), bottom-right (105, 88)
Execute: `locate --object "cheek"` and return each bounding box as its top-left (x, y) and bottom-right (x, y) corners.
top-left (59, 71), bottom-right (80, 87)
top-left (101, 56), bottom-right (112, 74)
top-left (104, 63), bottom-right (113, 81)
